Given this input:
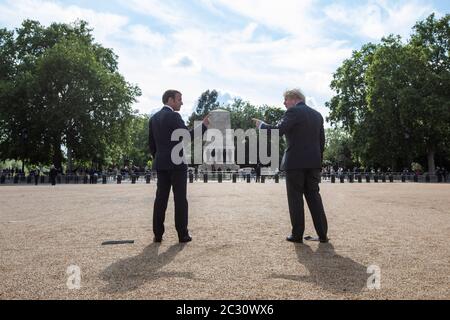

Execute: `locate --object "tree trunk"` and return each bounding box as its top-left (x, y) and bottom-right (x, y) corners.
top-left (52, 141), bottom-right (63, 171)
top-left (427, 147), bottom-right (436, 174)
top-left (67, 147), bottom-right (73, 174)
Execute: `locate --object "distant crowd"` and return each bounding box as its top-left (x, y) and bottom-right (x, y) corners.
top-left (0, 165), bottom-right (152, 178)
top-left (321, 166), bottom-right (449, 180)
top-left (1, 165), bottom-right (449, 181)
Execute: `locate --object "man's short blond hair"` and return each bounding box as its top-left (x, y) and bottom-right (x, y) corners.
top-left (284, 89), bottom-right (306, 102)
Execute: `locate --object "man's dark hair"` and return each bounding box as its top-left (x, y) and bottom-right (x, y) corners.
top-left (162, 90), bottom-right (181, 104)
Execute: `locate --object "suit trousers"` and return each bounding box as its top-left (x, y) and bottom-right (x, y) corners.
top-left (285, 169), bottom-right (328, 240)
top-left (153, 170), bottom-right (189, 239)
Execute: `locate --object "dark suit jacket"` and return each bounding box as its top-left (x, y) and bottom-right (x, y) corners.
top-left (149, 107), bottom-right (206, 171)
top-left (261, 102), bottom-right (325, 170)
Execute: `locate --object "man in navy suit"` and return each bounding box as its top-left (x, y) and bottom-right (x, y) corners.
top-left (253, 89), bottom-right (329, 244)
top-left (149, 90), bottom-right (209, 243)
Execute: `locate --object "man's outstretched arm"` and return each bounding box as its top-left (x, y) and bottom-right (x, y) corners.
top-left (253, 108), bottom-right (298, 137)
top-left (172, 113), bottom-right (210, 138)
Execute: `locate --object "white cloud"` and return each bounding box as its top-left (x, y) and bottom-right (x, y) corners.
top-left (324, 0), bottom-right (436, 40)
top-left (0, 0), bottom-right (441, 126)
top-left (214, 0), bottom-right (317, 37)
top-left (242, 22), bottom-right (258, 41)
top-left (216, 91), bottom-right (239, 106)
top-left (197, 0), bottom-right (227, 18)
top-left (117, 0), bottom-right (183, 26)
top-left (126, 25), bottom-right (167, 48)
top-left (163, 54), bottom-right (202, 73)
top-left (0, 0), bottom-right (128, 45)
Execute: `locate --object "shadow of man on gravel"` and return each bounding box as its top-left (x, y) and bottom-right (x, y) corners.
top-left (270, 243), bottom-right (368, 295)
top-left (101, 243), bottom-right (193, 294)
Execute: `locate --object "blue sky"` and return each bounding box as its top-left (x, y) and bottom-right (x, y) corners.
top-left (0, 0), bottom-right (448, 123)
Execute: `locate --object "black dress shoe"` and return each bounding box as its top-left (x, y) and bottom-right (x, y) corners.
top-left (286, 235), bottom-right (303, 243)
top-left (154, 237), bottom-right (162, 243)
top-left (179, 235), bottom-right (192, 243)
top-left (320, 238), bottom-right (330, 244)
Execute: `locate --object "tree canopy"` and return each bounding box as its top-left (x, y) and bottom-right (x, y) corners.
top-left (0, 20), bottom-right (141, 170)
top-left (327, 14), bottom-right (450, 172)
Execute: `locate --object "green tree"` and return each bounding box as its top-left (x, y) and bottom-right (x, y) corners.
top-left (327, 43), bottom-right (378, 133)
top-left (225, 100), bottom-right (286, 167)
top-left (327, 14), bottom-right (450, 172)
top-left (188, 89), bottom-right (220, 127)
top-left (226, 98), bottom-right (259, 129)
top-left (365, 36), bottom-right (430, 170)
top-left (326, 43), bottom-right (379, 167)
top-left (260, 105), bottom-right (287, 166)
top-left (410, 14), bottom-right (450, 173)
top-left (123, 114), bottom-right (150, 168)
top-left (260, 105), bottom-right (285, 127)
top-left (323, 128), bottom-right (355, 169)
top-left (0, 20), bottom-right (141, 170)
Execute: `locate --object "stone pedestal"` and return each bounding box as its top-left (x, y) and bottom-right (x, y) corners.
top-left (200, 109), bottom-right (239, 172)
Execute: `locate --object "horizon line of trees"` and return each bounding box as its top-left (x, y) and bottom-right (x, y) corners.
top-left (326, 13), bottom-right (450, 173)
top-left (0, 19), bottom-right (142, 172)
top-left (1, 15), bottom-right (449, 174)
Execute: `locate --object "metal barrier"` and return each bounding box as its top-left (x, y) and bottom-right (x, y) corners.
top-left (0, 171), bottom-right (448, 186)
top-left (321, 173), bottom-right (448, 184)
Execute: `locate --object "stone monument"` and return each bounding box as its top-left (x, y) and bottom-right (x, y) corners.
top-left (199, 109), bottom-right (239, 172)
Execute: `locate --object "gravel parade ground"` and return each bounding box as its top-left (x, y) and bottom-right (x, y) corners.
top-left (1, 183), bottom-right (449, 300)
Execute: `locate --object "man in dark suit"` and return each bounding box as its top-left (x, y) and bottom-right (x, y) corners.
top-left (149, 90), bottom-right (209, 243)
top-left (49, 165), bottom-right (58, 186)
top-left (253, 89), bottom-right (329, 244)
